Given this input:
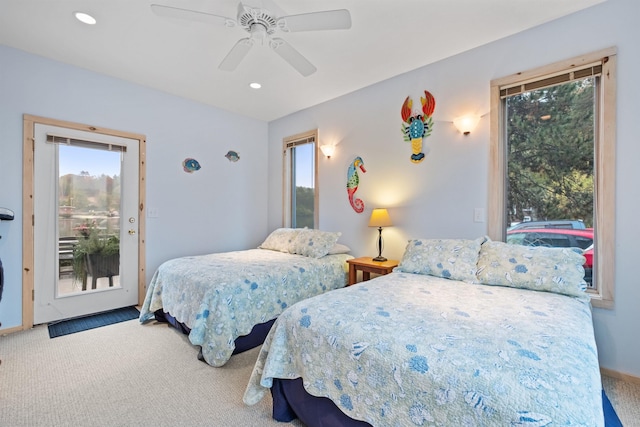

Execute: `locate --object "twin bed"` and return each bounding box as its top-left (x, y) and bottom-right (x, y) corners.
top-left (141, 230), bottom-right (614, 426)
top-left (139, 228), bottom-right (351, 366)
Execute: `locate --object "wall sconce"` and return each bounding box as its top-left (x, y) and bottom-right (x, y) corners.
top-left (320, 145), bottom-right (336, 158)
top-left (452, 115), bottom-right (481, 135)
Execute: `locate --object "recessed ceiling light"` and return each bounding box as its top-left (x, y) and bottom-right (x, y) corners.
top-left (74, 12), bottom-right (97, 25)
top-left (249, 82), bottom-right (262, 89)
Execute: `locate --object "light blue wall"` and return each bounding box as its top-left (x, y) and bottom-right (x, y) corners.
top-left (267, 0), bottom-right (640, 377)
top-left (0, 45), bottom-right (269, 330)
top-left (1, 0), bottom-right (638, 379)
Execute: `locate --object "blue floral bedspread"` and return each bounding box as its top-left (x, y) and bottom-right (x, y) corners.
top-left (244, 272), bottom-right (603, 426)
top-left (139, 249), bottom-right (352, 367)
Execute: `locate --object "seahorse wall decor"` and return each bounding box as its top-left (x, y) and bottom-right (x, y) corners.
top-left (346, 156), bottom-right (366, 213)
top-left (401, 90), bottom-right (436, 163)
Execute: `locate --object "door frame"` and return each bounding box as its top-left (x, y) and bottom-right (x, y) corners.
top-left (22, 114), bottom-right (147, 330)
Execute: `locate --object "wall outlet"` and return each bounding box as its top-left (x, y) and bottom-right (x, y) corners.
top-left (148, 208), bottom-right (159, 218)
top-left (474, 208), bottom-right (484, 223)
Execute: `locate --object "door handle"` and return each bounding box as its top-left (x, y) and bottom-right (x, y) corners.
top-left (128, 229), bottom-right (136, 235)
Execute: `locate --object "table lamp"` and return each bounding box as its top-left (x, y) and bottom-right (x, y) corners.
top-left (368, 208), bottom-right (392, 262)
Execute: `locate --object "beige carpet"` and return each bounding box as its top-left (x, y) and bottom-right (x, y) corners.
top-left (0, 319), bottom-right (303, 427)
top-left (1, 319), bottom-right (638, 426)
top-left (603, 374), bottom-right (640, 426)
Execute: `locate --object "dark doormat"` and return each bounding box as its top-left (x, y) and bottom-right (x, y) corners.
top-left (48, 306), bottom-right (139, 338)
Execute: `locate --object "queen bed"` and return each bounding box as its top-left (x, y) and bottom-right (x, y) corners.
top-left (139, 228), bottom-right (352, 367)
top-left (244, 237), bottom-right (618, 426)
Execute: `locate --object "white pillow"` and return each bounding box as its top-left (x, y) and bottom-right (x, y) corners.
top-left (327, 243), bottom-right (351, 255)
top-left (291, 229), bottom-right (341, 258)
top-left (258, 228), bottom-right (301, 253)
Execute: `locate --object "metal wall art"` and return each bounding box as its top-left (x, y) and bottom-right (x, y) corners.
top-left (225, 150), bottom-right (240, 162)
top-left (182, 158), bottom-right (201, 173)
top-left (401, 90), bottom-right (436, 163)
top-left (346, 156), bottom-right (366, 213)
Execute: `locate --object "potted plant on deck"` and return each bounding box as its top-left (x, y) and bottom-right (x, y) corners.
top-left (72, 221), bottom-right (120, 291)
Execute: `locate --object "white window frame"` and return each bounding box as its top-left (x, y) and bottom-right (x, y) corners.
top-left (282, 129), bottom-right (319, 228)
top-left (489, 48), bottom-right (617, 308)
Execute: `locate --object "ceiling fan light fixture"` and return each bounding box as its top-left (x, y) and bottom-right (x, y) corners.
top-left (74, 12), bottom-right (97, 25)
top-left (250, 23), bottom-right (269, 44)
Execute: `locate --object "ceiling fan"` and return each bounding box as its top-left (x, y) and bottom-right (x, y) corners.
top-left (151, 2), bottom-right (352, 77)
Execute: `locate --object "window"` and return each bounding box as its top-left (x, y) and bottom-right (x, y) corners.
top-left (489, 48), bottom-right (616, 308)
top-left (282, 129), bottom-right (318, 228)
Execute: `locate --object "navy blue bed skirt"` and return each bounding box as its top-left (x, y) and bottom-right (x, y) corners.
top-left (153, 309), bottom-right (276, 356)
top-left (0, 257), bottom-right (4, 303)
top-left (272, 378), bottom-right (371, 427)
top-left (271, 378), bottom-right (623, 427)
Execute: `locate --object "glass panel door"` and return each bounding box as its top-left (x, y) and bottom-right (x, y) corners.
top-left (58, 145), bottom-right (122, 295)
top-left (34, 123), bottom-right (139, 325)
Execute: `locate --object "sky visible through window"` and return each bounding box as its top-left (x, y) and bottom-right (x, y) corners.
top-left (59, 145), bottom-right (120, 177)
top-left (295, 143), bottom-right (314, 188)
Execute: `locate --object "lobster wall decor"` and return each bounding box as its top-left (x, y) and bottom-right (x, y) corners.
top-left (401, 90), bottom-right (436, 163)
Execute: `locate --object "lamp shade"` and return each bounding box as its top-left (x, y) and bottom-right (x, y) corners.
top-left (368, 208), bottom-right (392, 227)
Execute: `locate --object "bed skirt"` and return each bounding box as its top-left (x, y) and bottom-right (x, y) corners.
top-left (153, 309), bottom-right (276, 357)
top-left (270, 378), bottom-right (623, 427)
top-left (271, 378), bottom-right (371, 427)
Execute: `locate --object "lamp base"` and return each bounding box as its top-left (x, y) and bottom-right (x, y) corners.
top-left (372, 256), bottom-right (387, 262)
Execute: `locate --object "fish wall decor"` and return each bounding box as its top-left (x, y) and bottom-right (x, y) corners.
top-left (346, 156), bottom-right (366, 213)
top-left (225, 150), bottom-right (240, 162)
top-left (401, 90), bottom-right (436, 163)
top-left (182, 158), bottom-right (201, 173)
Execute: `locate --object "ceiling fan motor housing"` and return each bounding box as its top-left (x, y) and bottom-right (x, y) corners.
top-left (238, 6), bottom-right (277, 40)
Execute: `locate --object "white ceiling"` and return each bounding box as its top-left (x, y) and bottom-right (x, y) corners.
top-left (0, 0), bottom-right (604, 122)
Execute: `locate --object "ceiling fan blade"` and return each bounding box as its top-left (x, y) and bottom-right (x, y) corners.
top-left (151, 4), bottom-right (235, 27)
top-left (270, 38), bottom-right (316, 77)
top-left (219, 38), bottom-right (254, 71)
top-left (277, 9), bottom-right (351, 32)
top-left (236, 2), bottom-right (246, 20)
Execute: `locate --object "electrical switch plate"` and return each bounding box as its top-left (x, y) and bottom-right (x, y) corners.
top-left (474, 208), bottom-right (484, 223)
top-left (148, 208), bottom-right (159, 218)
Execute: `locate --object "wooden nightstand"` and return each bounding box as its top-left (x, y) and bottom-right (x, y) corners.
top-left (346, 257), bottom-right (399, 286)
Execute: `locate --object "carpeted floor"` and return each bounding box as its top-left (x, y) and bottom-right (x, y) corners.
top-left (603, 374), bottom-right (640, 426)
top-left (1, 319), bottom-right (638, 426)
top-left (1, 318), bottom-right (304, 427)
top-left (48, 306), bottom-right (140, 338)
